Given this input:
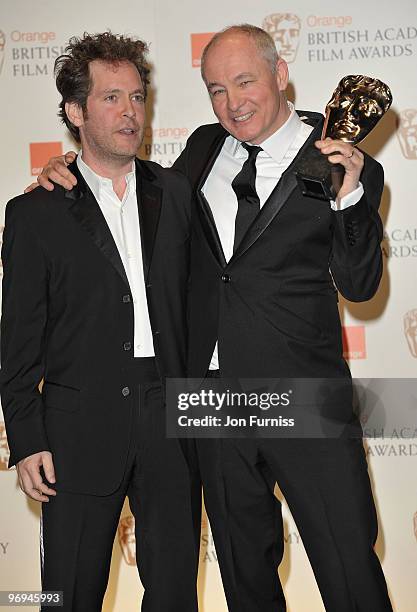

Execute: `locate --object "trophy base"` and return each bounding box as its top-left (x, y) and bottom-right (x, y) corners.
top-left (295, 173), bottom-right (334, 201)
top-left (294, 144), bottom-right (345, 202)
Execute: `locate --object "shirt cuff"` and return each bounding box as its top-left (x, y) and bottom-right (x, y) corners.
top-left (330, 182), bottom-right (364, 211)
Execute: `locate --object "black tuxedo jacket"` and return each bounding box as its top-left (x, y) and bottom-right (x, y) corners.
top-left (174, 112), bottom-right (384, 379)
top-left (0, 158), bottom-right (191, 495)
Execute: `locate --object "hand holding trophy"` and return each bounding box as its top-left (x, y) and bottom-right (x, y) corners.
top-left (295, 75), bottom-right (392, 201)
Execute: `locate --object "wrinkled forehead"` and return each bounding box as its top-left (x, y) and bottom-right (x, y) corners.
top-left (203, 33), bottom-right (263, 74)
top-left (87, 59), bottom-right (143, 92)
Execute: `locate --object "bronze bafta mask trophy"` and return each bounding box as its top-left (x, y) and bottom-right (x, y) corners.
top-left (295, 75), bottom-right (392, 201)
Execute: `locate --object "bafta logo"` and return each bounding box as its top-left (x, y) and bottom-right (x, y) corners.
top-left (0, 31), bottom-right (5, 75)
top-left (404, 309), bottom-right (417, 358)
top-left (0, 422), bottom-right (10, 470)
top-left (397, 109), bottom-right (417, 160)
top-left (118, 515), bottom-right (136, 566)
top-left (262, 13), bottom-right (301, 63)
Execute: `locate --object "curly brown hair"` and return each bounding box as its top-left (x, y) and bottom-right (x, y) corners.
top-left (55, 31), bottom-right (150, 142)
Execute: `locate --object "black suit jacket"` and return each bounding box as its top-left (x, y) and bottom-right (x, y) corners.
top-left (174, 112), bottom-right (384, 379)
top-left (0, 158), bottom-right (191, 495)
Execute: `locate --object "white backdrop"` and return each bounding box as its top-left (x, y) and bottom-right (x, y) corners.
top-left (0, 1), bottom-right (416, 610)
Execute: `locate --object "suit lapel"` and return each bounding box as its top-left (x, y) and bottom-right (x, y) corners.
top-left (230, 113), bottom-right (324, 264)
top-left (65, 158), bottom-right (162, 286)
top-left (135, 159), bottom-right (162, 280)
top-left (196, 130), bottom-right (228, 268)
top-left (65, 160), bottom-right (129, 288)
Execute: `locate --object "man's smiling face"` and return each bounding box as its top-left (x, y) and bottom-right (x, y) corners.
top-left (203, 32), bottom-right (290, 145)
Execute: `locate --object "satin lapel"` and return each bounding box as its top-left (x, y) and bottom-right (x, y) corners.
top-left (135, 160), bottom-right (162, 281)
top-left (230, 114), bottom-right (324, 265)
top-left (65, 160), bottom-right (129, 288)
top-left (196, 130), bottom-right (228, 268)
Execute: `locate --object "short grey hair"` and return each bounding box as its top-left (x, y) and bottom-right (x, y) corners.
top-left (201, 24), bottom-right (279, 81)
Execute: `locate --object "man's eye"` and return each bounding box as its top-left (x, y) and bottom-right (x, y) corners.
top-left (105, 95), bottom-right (117, 102)
top-left (132, 94), bottom-right (145, 103)
top-left (211, 89), bottom-right (225, 97)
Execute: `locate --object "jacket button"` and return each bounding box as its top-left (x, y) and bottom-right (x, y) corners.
top-left (122, 294), bottom-right (131, 303)
top-left (122, 386), bottom-right (130, 397)
top-left (123, 342), bottom-right (132, 351)
top-left (221, 274), bottom-right (231, 283)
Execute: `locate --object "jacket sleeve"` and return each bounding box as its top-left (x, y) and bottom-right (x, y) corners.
top-left (330, 155), bottom-right (384, 302)
top-left (173, 137), bottom-right (191, 177)
top-left (0, 199), bottom-right (50, 466)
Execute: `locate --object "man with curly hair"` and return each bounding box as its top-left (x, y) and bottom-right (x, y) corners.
top-left (0, 32), bottom-right (198, 611)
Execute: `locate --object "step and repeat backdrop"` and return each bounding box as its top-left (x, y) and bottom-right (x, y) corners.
top-left (0, 0), bottom-right (416, 610)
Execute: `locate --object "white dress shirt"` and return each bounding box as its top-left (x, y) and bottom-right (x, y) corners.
top-left (203, 103), bottom-right (363, 370)
top-left (77, 155), bottom-right (155, 357)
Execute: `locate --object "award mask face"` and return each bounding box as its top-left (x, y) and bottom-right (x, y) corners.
top-left (324, 75), bottom-right (392, 143)
top-left (398, 109), bottom-right (417, 159)
top-left (262, 13), bottom-right (301, 64)
top-left (404, 309), bottom-right (417, 358)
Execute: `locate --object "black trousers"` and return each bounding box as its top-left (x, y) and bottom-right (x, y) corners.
top-left (41, 359), bottom-right (199, 612)
top-left (198, 372), bottom-right (392, 612)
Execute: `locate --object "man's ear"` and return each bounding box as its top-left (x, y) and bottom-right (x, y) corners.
top-left (65, 101), bottom-right (84, 128)
top-left (275, 58), bottom-right (289, 92)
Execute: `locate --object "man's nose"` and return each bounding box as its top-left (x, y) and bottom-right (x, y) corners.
top-left (227, 90), bottom-right (244, 112)
top-left (122, 97), bottom-right (136, 118)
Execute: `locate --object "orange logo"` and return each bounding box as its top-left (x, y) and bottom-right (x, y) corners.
top-left (191, 33), bottom-right (215, 68)
top-left (0, 422), bottom-right (10, 470)
top-left (262, 14), bottom-right (301, 63)
top-left (342, 326), bottom-right (366, 359)
top-left (404, 309), bottom-right (417, 357)
top-left (118, 515), bottom-right (136, 565)
top-left (30, 142), bottom-right (63, 176)
top-left (0, 30), bottom-right (5, 75)
top-left (397, 109), bottom-right (417, 159)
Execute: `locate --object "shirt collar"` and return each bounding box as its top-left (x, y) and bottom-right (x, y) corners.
top-left (227, 102), bottom-right (304, 165)
top-left (77, 153), bottom-right (136, 202)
